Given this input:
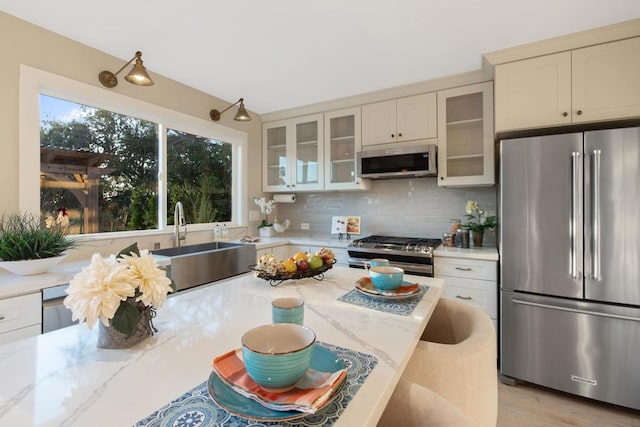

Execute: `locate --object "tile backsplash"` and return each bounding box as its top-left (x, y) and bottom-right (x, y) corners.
top-left (274, 178), bottom-right (497, 241)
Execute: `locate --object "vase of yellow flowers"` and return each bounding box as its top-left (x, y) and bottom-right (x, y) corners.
top-left (463, 201), bottom-right (497, 248)
top-left (64, 243), bottom-right (175, 349)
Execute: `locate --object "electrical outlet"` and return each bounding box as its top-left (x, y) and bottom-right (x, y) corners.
top-left (153, 242), bottom-right (161, 250)
top-left (249, 210), bottom-right (260, 221)
top-left (300, 223), bottom-right (310, 230)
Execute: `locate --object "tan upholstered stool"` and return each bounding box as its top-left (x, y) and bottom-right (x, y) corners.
top-left (402, 298), bottom-right (498, 427)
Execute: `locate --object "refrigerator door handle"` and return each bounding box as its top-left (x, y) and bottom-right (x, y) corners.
top-left (570, 152), bottom-right (580, 279)
top-left (592, 149), bottom-right (602, 281)
top-left (512, 299), bottom-right (640, 322)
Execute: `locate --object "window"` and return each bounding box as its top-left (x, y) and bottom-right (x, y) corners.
top-left (40, 95), bottom-right (160, 234)
top-left (21, 65), bottom-right (247, 237)
top-left (167, 129), bottom-right (232, 224)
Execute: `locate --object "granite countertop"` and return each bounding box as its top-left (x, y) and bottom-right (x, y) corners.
top-left (0, 265), bottom-right (444, 427)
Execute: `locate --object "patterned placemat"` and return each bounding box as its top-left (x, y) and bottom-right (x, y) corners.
top-left (337, 285), bottom-right (429, 316)
top-left (135, 342), bottom-right (378, 427)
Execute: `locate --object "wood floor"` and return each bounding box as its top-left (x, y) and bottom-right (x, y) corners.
top-left (497, 377), bottom-right (640, 427)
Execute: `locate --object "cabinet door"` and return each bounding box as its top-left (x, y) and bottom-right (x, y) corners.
top-left (263, 120), bottom-right (291, 191)
top-left (362, 99), bottom-right (396, 146)
top-left (437, 82), bottom-right (495, 187)
top-left (495, 52), bottom-right (572, 132)
top-left (396, 93), bottom-right (437, 141)
top-left (293, 114), bottom-right (324, 190)
top-left (572, 37), bottom-right (640, 123)
top-left (324, 107), bottom-right (370, 191)
top-left (263, 114), bottom-right (324, 192)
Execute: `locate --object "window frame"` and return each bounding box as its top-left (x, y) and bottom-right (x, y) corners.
top-left (19, 65), bottom-right (248, 238)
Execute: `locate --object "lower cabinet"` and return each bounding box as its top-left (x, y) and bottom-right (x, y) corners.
top-left (256, 244), bottom-right (289, 260)
top-left (0, 292), bottom-right (42, 345)
top-left (435, 256), bottom-right (498, 329)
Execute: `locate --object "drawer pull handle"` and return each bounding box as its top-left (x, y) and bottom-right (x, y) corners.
top-left (0, 315), bottom-right (5, 321)
top-left (456, 295), bottom-right (472, 300)
top-left (455, 267), bottom-right (472, 271)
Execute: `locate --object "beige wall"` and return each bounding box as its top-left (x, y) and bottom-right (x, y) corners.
top-left (0, 11), bottom-right (263, 220)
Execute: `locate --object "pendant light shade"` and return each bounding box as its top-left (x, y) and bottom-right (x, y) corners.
top-left (99, 51), bottom-right (154, 88)
top-left (210, 98), bottom-right (252, 122)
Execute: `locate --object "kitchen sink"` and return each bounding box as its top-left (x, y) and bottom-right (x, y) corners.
top-left (153, 242), bottom-right (256, 291)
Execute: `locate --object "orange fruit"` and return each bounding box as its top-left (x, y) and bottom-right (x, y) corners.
top-left (293, 252), bottom-right (307, 262)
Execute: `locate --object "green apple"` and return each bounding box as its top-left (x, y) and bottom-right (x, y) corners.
top-left (308, 255), bottom-right (323, 270)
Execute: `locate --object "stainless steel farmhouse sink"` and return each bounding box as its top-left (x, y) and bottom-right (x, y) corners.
top-left (153, 242), bottom-right (256, 292)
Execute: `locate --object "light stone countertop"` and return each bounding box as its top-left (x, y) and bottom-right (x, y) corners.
top-left (0, 265), bottom-right (443, 427)
top-left (434, 245), bottom-right (499, 261)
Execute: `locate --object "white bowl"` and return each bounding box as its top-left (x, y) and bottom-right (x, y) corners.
top-left (0, 253), bottom-right (68, 276)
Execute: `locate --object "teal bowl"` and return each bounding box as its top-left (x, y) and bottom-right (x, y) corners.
top-left (369, 266), bottom-right (404, 290)
top-left (241, 323), bottom-right (316, 392)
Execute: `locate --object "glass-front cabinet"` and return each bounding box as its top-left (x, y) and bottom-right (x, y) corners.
top-left (263, 114), bottom-right (323, 192)
top-left (437, 81), bottom-right (494, 187)
top-left (323, 107), bottom-right (370, 191)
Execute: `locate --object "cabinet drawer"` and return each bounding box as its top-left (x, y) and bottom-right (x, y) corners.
top-left (441, 277), bottom-right (497, 319)
top-left (0, 292), bottom-right (42, 335)
top-left (0, 324), bottom-right (41, 345)
top-left (435, 257), bottom-right (497, 281)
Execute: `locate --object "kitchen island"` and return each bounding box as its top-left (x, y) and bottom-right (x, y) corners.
top-left (0, 265), bottom-right (443, 426)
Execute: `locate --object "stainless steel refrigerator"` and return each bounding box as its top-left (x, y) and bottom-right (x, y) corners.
top-left (499, 127), bottom-right (640, 410)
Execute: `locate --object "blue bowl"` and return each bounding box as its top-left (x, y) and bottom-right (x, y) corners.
top-left (369, 266), bottom-right (404, 290)
top-left (241, 323), bottom-right (316, 392)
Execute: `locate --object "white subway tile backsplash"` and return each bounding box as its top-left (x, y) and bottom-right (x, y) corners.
top-left (275, 178), bottom-right (497, 239)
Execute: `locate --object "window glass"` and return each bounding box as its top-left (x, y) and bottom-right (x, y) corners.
top-left (167, 129), bottom-right (232, 224)
top-left (40, 95), bottom-right (159, 234)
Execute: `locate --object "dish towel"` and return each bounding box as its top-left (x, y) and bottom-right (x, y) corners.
top-left (212, 348), bottom-right (347, 413)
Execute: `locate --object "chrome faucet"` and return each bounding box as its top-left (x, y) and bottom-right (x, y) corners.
top-left (174, 202), bottom-right (187, 247)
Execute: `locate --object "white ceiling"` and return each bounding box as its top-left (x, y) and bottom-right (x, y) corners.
top-left (2, 1), bottom-right (640, 114)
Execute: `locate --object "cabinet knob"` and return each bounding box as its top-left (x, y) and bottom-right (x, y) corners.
top-left (440, 176), bottom-right (444, 180)
top-left (398, 133), bottom-right (402, 137)
top-left (391, 134), bottom-right (395, 138)
top-left (562, 112), bottom-right (568, 117)
top-left (576, 110), bottom-right (583, 115)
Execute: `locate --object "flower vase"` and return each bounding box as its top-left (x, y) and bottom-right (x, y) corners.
top-left (472, 231), bottom-right (484, 248)
top-left (259, 226), bottom-right (274, 238)
top-left (97, 301), bottom-right (155, 349)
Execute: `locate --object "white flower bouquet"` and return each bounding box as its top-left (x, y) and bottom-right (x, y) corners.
top-left (254, 197), bottom-right (275, 228)
top-left (463, 200), bottom-right (497, 232)
top-left (64, 243), bottom-right (175, 337)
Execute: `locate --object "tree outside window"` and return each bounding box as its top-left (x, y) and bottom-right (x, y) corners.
top-left (39, 95), bottom-right (232, 234)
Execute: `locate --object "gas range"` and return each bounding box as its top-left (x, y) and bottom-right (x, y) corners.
top-left (347, 235), bottom-right (442, 277)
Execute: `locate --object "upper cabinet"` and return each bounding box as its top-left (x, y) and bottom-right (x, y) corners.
top-left (323, 107), bottom-right (370, 191)
top-left (263, 114), bottom-right (324, 192)
top-left (362, 93), bottom-right (437, 146)
top-left (437, 82), bottom-right (494, 187)
top-left (495, 37), bottom-right (640, 132)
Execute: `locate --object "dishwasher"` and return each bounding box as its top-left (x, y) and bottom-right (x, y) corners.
top-left (42, 284), bottom-right (78, 333)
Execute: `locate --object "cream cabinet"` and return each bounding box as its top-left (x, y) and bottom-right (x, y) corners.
top-left (256, 244), bottom-right (289, 260)
top-left (437, 82), bottom-right (494, 187)
top-left (323, 107), bottom-right (370, 191)
top-left (362, 93), bottom-right (437, 146)
top-left (435, 256), bottom-right (497, 329)
top-left (495, 37), bottom-right (640, 132)
top-left (0, 292), bottom-right (42, 345)
top-left (263, 114), bottom-right (324, 192)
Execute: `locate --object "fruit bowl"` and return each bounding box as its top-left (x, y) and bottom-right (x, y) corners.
top-left (253, 259), bottom-right (336, 287)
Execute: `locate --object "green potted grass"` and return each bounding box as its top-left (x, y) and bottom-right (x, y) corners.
top-left (0, 212), bottom-right (76, 275)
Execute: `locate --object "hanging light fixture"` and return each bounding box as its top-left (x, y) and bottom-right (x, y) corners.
top-left (210, 98), bottom-right (252, 122)
top-left (98, 51), bottom-right (154, 88)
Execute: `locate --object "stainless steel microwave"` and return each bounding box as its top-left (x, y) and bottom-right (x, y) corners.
top-left (357, 144), bottom-right (437, 179)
